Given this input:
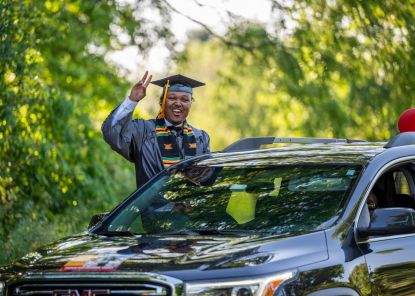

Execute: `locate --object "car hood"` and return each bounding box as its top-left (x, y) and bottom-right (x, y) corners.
top-left (5, 231), bottom-right (328, 281)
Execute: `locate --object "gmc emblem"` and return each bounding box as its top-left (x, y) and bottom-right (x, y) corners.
top-left (52, 289), bottom-right (110, 296)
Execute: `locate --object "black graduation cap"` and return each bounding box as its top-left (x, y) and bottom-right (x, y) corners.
top-left (151, 74), bottom-right (205, 94)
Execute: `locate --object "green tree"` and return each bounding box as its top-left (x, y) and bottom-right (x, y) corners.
top-left (0, 0), bottom-right (173, 264)
top-left (190, 1), bottom-right (415, 142)
top-left (175, 33), bottom-right (308, 149)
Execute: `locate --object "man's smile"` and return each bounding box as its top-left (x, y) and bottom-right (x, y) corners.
top-left (172, 108), bottom-right (182, 116)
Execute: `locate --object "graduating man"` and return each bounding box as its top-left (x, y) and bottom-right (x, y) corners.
top-left (102, 71), bottom-right (210, 188)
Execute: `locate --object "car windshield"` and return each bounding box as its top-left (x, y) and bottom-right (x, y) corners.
top-left (104, 163), bottom-right (362, 236)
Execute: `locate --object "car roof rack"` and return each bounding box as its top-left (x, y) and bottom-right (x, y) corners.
top-left (223, 137), bottom-right (367, 152)
top-left (384, 132), bottom-right (415, 148)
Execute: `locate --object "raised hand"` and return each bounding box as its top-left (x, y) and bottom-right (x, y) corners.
top-left (129, 71), bottom-right (152, 102)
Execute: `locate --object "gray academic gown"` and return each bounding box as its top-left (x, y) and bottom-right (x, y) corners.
top-left (101, 107), bottom-right (210, 188)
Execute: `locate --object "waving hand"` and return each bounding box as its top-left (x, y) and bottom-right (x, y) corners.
top-left (129, 71), bottom-right (152, 102)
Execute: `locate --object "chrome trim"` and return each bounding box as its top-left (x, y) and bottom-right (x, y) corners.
top-left (8, 272), bottom-right (183, 296)
top-left (14, 284), bottom-right (166, 296)
top-left (15, 291), bottom-right (52, 296)
top-left (15, 291), bottom-right (165, 296)
top-left (358, 232), bottom-right (415, 244)
top-left (110, 291), bottom-right (162, 295)
top-left (14, 281), bottom-right (168, 296)
top-left (16, 284), bottom-right (166, 289)
top-left (16, 284), bottom-right (164, 288)
top-left (354, 156), bottom-right (415, 244)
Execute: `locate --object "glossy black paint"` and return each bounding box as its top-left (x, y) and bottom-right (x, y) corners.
top-left (358, 208), bottom-right (415, 236)
top-left (2, 143), bottom-right (415, 296)
top-left (2, 231), bottom-right (327, 281)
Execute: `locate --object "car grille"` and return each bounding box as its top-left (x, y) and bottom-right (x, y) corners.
top-left (9, 282), bottom-right (169, 296)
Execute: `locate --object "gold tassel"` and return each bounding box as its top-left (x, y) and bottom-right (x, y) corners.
top-left (157, 79), bottom-right (170, 119)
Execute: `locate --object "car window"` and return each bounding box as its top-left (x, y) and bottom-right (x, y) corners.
top-left (358, 164), bottom-right (415, 230)
top-left (106, 164), bottom-right (362, 236)
top-left (393, 171), bottom-right (411, 195)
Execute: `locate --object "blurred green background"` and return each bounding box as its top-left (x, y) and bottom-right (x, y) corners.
top-left (1, 0), bottom-right (415, 264)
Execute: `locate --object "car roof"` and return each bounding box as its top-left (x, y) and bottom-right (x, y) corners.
top-left (199, 142), bottom-right (386, 167)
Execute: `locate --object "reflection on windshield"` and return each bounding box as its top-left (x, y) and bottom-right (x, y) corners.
top-left (107, 164), bottom-right (361, 236)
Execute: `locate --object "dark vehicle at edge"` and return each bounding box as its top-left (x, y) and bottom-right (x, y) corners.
top-left (2, 134), bottom-right (415, 296)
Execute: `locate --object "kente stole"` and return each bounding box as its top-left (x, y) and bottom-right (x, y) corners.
top-left (155, 119), bottom-right (197, 167)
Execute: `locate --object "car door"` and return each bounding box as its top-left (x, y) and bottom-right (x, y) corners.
top-left (357, 162), bottom-right (415, 295)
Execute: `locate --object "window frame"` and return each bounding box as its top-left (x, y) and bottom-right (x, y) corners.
top-left (355, 157), bottom-right (415, 244)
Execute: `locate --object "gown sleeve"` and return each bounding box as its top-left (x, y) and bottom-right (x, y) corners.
top-left (201, 130), bottom-right (211, 153)
top-left (101, 106), bottom-right (144, 163)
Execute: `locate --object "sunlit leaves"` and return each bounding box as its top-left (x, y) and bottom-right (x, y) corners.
top-left (0, 0), bottom-right (173, 264)
top-left (195, 0), bottom-right (415, 141)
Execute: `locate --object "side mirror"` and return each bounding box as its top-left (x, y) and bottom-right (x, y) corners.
top-left (88, 212), bottom-right (108, 229)
top-left (358, 208), bottom-right (415, 236)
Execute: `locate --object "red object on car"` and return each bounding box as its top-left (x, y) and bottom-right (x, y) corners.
top-left (398, 109), bottom-right (415, 132)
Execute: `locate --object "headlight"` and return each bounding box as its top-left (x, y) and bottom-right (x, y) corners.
top-left (186, 271), bottom-right (295, 296)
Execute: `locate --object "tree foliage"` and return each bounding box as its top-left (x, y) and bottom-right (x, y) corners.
top-left (188, 0), bottom-right (415, 143)
top-left (3, 0), bottom-right (415, 265)
top-left (0, 0), bottom-right (173, 264)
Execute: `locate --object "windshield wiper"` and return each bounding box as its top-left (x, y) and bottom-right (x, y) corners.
top-left (158, 229), bottom-right (256, 236)
top-left (95, 230), bottom-right (135, 237)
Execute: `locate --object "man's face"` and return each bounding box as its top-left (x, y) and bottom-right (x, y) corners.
top-left (367, 192), bottom-right (378, 216)
top-left (163, 91), bottom-right (192, 125)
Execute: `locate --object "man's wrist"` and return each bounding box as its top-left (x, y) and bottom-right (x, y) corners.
top-left (127, 96), bottom-right (139, 104)
top-left (128, 95), bottom-right (140, 102)
top-left (116, 96), bottom-right (138, 113)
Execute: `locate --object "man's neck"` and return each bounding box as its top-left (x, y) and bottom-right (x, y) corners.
top-left (164, 118), bottom-right (183, 127)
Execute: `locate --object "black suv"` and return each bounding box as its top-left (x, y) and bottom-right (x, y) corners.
top-left (2, 134), bottom-right (415, 296)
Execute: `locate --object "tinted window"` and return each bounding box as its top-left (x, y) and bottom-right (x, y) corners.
top-left (106, 164), bottom-right (361, 235)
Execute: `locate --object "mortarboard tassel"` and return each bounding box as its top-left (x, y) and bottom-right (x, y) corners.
top-left (157, 79), bottom-right (170, 119)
